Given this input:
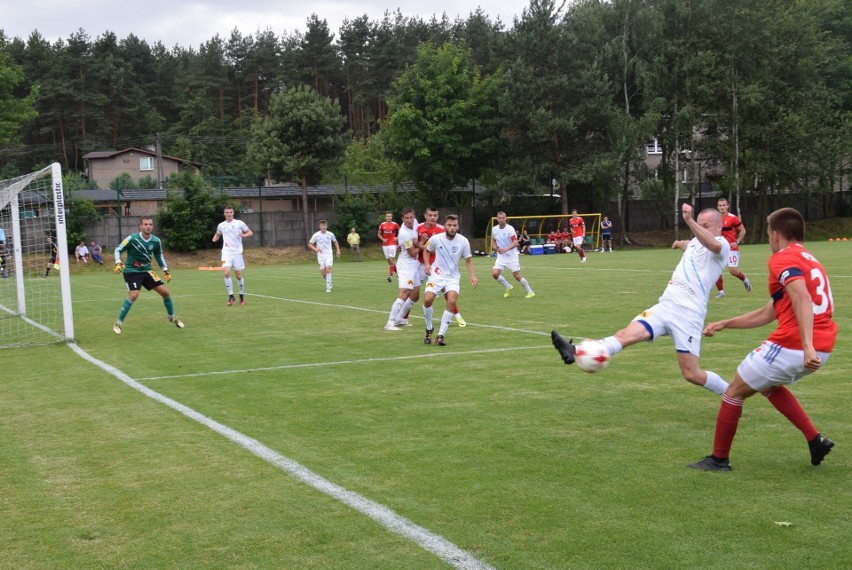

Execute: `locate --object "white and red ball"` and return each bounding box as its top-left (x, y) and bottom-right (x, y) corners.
top-left (574, 339), bottom-right (610, 373)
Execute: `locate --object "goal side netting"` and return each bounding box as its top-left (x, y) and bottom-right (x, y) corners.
top-left (485, 214), bottom-right (603, 252)
top-left (0, 163), bottom-right (74, 347)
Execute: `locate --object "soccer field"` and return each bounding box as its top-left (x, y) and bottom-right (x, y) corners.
top-left (2, 243), bottom-right (850, 569)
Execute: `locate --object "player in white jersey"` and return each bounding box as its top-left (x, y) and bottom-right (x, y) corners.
top-left (551, 203), bottom-right (731, 395)
top-left (384, 207), bottom-right (421, 330)
top-left (212, 207), bottom-right (253, 306)
top-left (308, 220), bottom-right (341, 292)
top-left (422, 215), bottom-right (478, 346)
top-left (491, 211), bottom-right (535, 299)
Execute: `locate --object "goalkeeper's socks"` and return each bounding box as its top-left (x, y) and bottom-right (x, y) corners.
top-left (163, 297), bottom-right (174, 316)
top-left (118, 299), bottom-right (134, 321)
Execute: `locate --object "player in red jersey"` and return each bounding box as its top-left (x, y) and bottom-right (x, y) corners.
top-left (560, 228), bottom-right (571, 253)
top-left (714, 197), bottom-right (751, 298)
top-left (690, 207), bottom-right (837, 471)
top-left (377, 211), bottom-right (400, 282)
top-left (569, 209), bottom-right (586, 263)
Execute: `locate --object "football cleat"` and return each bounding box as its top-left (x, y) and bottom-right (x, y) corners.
top-left (580, 257), bottom-right (587, 263)
top-left (326, 286), bottom-right (332, 293)
top-left (113, 321), bottom-right (123, 335)
top-left (525, 292), bottom-right (536, 299)
top-left (808, 434), bottom-right (835, 466)
top-left (387, 275), bottom-right (393, 282)
top-left (394, 319), bottom-right (413, 327)
top-left (714, 291), bottom-right (726, 299)
top-left (436, 335), bottom-right (446, 346)
top-left (424, 328), bottom-right (433, 344)
top-left (688, 455), bottom-right (732, 471)
top-left (456, 315), bottom-right (467, 328)
top-left (384, 323), bottom-right (401, 331)
top-left (169, 317), bottom-right (185, 329)
top-left (239, 295), bottom-right (245, 306)
top-left (227, 295), bottom-right (235, 306)
top-left (743, 278), bottom-right (752, 292)
top-left (503, 286), bottom-right (514, 298)
top-left (550, 330), bottom-right (576, 365)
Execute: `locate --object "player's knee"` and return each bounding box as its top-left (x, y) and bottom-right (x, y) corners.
top-left (680, 368), bottom-right (704, 386)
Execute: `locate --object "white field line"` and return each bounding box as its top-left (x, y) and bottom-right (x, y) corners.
top-left (250, 292), bottom-right (554, 336)
top-left (68, 342), bottom-right (496, 570)
top-left (139, 344), bottom-right (546, 381)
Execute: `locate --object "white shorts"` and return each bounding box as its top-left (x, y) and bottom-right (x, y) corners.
top-left (726, 249), bottom-right (740, 268)
top-left (317, 254), bottom-right (333, 269)
top-left (737, 341), bottom-right (830, 392)
top-left (396, 260), bottom-right (422, 290)
top-left (573, 236), bottom-right (585, 247)
top-left (425, 274), bottom-right (461, 296)
top-left (221, 252), bottom-right (245, 271)
top-left (633, 302), bottom-right (705, 356)
top-left (382, 245), bottom-right (398, 259)
top-left (493, 254), bottom-right (520, 273)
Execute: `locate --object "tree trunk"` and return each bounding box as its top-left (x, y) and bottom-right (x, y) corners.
top-left (301, 174), bottom-right (311, 247)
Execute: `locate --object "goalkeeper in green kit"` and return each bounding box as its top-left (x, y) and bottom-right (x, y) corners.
top-left (112, 216), bottom-right (184, 335)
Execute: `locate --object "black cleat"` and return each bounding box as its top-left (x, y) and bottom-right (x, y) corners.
top-left (688, 455), bottom-right (732, 471)
top-left (809, 434), bottom-right (835, 466)
top-left (551, 330), bottom-right (576, 364)
top-left (436, 335), bottom-right (446, 346)
top-left (387, 275), bottom-right (393, 282)
top-left (424, 328), bottom-right (433, 345)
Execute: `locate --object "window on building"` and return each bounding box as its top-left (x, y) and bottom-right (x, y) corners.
top-left (646, 138), bottom-right (663, 155)
top-left (140, 157), bottom-right (154, 171)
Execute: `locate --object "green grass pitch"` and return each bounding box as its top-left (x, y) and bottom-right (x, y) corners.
top-left (2, 242), bottom-right (850, 568)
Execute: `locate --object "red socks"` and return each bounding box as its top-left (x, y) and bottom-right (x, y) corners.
top-left (766, 386), bottom-right (819, 441)
top-left (713, 395), bottom-right (743, 460)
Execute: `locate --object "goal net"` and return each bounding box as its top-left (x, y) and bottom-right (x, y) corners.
top-left (0, 163), bottom-right (74, 347)
top-left (485, 213), bottom-right (603, 252)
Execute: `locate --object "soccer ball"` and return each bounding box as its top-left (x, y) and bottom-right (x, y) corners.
top-left (575, 339), bottom-right (610, 373)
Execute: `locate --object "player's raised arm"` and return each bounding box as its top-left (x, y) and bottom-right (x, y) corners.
top-left (682, 203), bottom-right (723, 254)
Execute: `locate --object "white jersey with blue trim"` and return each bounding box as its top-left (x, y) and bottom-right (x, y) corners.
top-left (309, 230), bottom-right (337, 255)
top-left (426, 232), bottom-right (472, 280)
top-left (659, 236), bottom-right (729, 318)
top-left (492, 223), bottom-right (519, 261)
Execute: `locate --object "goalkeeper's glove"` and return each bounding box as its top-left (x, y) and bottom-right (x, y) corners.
top-left (163, 270), bottom-right (171, 283)
top-left (113, 262), bottom-right (124, 274)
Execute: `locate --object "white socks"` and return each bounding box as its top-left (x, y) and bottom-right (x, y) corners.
top-left (703, 371), bottom-right (729, 395)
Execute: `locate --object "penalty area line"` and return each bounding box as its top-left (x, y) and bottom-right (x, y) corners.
top-left (139, 344), bottom-right (547, 381)
top-left (67, 342), bottom-right (495, 570)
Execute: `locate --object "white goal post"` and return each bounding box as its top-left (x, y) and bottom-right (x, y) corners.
top-left (0, 163), bottom-right (74, 347)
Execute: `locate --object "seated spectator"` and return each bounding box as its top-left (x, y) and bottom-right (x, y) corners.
top-left (75, 241), bottom-right (89, 263)
top-left (560, 228), bottom-right (572, 253)
top-left (90, 241), bottom-right (104, 265)
top-left (519, 230), bottom-right (531, 255)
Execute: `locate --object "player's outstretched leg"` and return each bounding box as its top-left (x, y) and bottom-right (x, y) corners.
top-left (551, 330), bottom-right (576, 364)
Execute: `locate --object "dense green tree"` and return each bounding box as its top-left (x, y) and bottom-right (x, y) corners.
top-left (156, 172), bottom-right (230, 251)
top-left (338, 133), bottom-right (405, 186)
top-left (0, 52), bottom-right (38, 146)
top-left (300, 15), bottom-right (341, 98)
top-left (247, 85), bottom-right (348, 242)
top-left (383, 41), bottom-right (503, 205)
